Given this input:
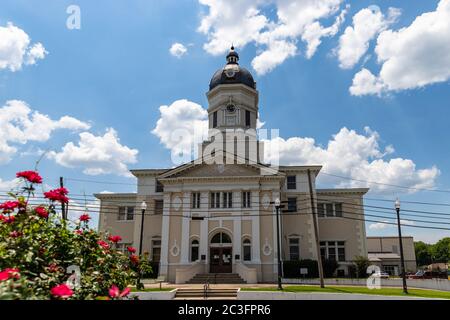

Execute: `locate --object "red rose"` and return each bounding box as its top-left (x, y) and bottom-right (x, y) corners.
top-left (16, 170), bottom-right (42, 184)
top-left (109, 285), bottom-right (130, 298)
top-left (0, 268), bottom-right (20, 281)
top-left (35, 206), bottom-right (49, 218)
top-left (74, 229), bottom-right (83, 235)
top-left (130, 254), bottom-right (139, 264)
top-left (79, 213), bottom-right (90, 222)
top-left (50, 284), bottom-right (73, 298)
top-left (3, 215), bottom-right (15, 224)
top-left (48, 263), bottom-right (59, 273)
top-left (108, 235), bottom-right (122, 243)
top-left (97, 240), bottom-right (110, 250)
top-left (126, 246), bottom-right (136, 254)
top-left (9, 231), bottom-right (22, 238)
top-left (0, 201), bottom-right (20, 212)
top-left (44, 187), bottom-right (69, 204)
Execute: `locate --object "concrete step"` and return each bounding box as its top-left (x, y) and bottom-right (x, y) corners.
top-left (186, 273), bottom-right (246, 284)
top-left (175, 288), bottom-right (238, 299)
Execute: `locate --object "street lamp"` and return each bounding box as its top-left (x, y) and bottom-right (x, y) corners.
top-left (137, 200), bottom-right (147, 290)
top-left (274, 197), bottom-right (283, 290)
top-left (395, 198), bottom-right (408, 294)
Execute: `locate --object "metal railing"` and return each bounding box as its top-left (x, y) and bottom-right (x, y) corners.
top-left (203, 278), bottom-right (210, 300)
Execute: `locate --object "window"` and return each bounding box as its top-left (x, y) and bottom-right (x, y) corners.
top-left (155, 180), bottom-right (164, 193)
top-left (151, 240), bottom-right (161, 262)
top-left (287, 197), bottom-right (297, 212)
top-left (226, 115), bottom-right (236, 125)
top-left (118, 206), bottom-right (134, 221)
top-left (192, 192), bottom-right (201, 209)
top-left (210, 192), bottom-right (220, 208)
top-left (222, 192), bottom-right (233, 208)
top-left (213, 111), bottom-right (217, 128)
top-left (289, 238), bottom-right (300, 260)
top-left (245, 110), bottom-right (250, 127)
top-left (335, 203), bottom-right (343, 217)
top-left (287, 175), bottom-right (296, 189)
top-left (320, 241), bottom-right (346, 262)
top-left (242, 191), bottom-right (251, 208)
top-left (211, 232), bottom-right (231, 244)
top-left (317, 202), bottom-right (343, 218)
top-left (243, 238), bottom-right (251, 261)
top-left (116, 242), bottom-right (132, 254)
top-left (190, 239), bottom-right (199, 262)
top-left (154, 200), bottom-right (163, 215)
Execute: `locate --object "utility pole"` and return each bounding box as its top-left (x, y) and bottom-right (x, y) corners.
top-left (274, 199), bottom-right (283, 290)
top-left (60, 177), bottom-right (66, 220)
top-left (307, 169), bottom-right (325, 288)
top-left (395, 198), bottom-right (408, 294)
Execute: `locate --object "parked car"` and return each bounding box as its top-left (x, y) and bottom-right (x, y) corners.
top-left (408, 270), bottom-right (448, 279)
top-left (372, 271), bottom-right (390, 278)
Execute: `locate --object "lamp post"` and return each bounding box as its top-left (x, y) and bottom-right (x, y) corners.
top-left (137, 200), bottom-right (147, 290)
top-left (274, 198), bottom-right (283, 290)
top-left (395, 198), bottom-right (408, 294)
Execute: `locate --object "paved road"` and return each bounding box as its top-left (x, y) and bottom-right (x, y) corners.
top-left (237, 291), bottom-right (442, 300)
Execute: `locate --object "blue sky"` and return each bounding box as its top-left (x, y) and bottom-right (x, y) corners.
top-left (1, 0), bottom-right (449, 242)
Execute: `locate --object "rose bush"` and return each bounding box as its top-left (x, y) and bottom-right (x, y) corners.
top-left (0, 170), bottom-right (151, 300)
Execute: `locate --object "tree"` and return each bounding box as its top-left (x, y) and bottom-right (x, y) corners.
top-left (414, 241), bottom-right (432, 267)
top-left (431, 237), bottom-right (450, 263)
top-left (353, 256), bottom-right (370, 278)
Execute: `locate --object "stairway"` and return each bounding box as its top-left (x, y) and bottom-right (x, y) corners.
top-left (174, 288), bottom-right (238, 300)
top-left (186, 273), bottom-right (246, 284)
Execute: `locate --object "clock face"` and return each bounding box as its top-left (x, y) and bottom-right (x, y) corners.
top-left (226, 104), bottom-right (236, 112)
top-left (225, 69), bottom-right (236, 78)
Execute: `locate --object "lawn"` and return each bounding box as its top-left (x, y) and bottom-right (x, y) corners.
top-left (242, 285), bottom-right (450, 299)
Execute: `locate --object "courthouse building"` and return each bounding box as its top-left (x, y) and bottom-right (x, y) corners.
top-left (96, 47), bottom-right (369, 283)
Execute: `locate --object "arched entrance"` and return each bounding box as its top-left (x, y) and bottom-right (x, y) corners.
top-left (209, 232), bottom-right (232, 273)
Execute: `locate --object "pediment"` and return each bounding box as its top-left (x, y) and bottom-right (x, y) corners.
top-left (168, 163), bottom-right (262, 178)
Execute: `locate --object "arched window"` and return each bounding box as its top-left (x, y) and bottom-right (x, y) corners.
top-left (211, 232), bottom-right (231, 244)
top-left (190, 239), bottom-right (199, 262)
top-left (243, 238), bottom-right (252, 261)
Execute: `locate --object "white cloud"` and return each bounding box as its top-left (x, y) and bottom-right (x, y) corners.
top-left (0, 100), bottom-right (90, 164)
top-left (337, 6), bottom-right (400, 69)
top-left (349, 68), bottom-right (385, 96)
top-left (0, 178), bottom-right (21, 191)
top-left (169, 42), bottom-right (188, 58)
top-left (152, 99), bottom-right (208, 157)
top-left (369, 220), bottom-right (391, 230)
top-left (350, 0), bottom-right (450, 95)
top-left (263, 126), bottom-right (439, 193)
top-left (0, 22), bottom-right (48, 71)
top-left (198, 0), bottom-right (348, 75)
top-left (152, 99), bottom-right (438, 193)
top-left (48, 128), bottom-right (138, 177)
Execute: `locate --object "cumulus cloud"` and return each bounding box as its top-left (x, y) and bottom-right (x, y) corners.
top-left (169, 42), bottom-right (188, 58)
top-left (0, 100), bottom-right (90, 164)
top-left (48, 128), bottom-right (138, 177)
top-left (263, 126), bottom-right (439, 193)
top-left (0, 22), bottom-right (48, 71)
top-left (198, 0), bottom-right (348, 75)
top-left (337, 6), bottom-right (400, 69)
top-left (350, 0), bottom-right (450, 95)
top-left (152, 99), bottom-right (438, 193)
top-left (0, 178), bottom-right (21, 191)
top-left (369, 219), bottom-right (414, 230)
top-left (152, 99), bottom-right (208, 159)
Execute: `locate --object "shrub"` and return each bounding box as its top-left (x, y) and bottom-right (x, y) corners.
top-left (0, 170), bottom-right (147, 300)
top-left (353, 256), bottom-right (370, 278)
top-left (282, 259), bottom-right (319, 278)
top-left (322, 259), bottom-right (339, 278)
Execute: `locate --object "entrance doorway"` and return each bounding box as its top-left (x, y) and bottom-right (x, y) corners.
top-left (209, 232), bottom-right (232, 273)
top-left (210, 247), bottom-right (232, 273)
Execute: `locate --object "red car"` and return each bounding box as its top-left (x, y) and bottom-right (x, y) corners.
top-left (408, 270), bottom-right (447, 279)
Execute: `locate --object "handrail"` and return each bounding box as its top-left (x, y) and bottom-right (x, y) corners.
top-left (203, 278), bottom-right (210, 299)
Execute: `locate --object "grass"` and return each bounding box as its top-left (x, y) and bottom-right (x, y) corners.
top-left (242, 285), bottom-right (450, 299)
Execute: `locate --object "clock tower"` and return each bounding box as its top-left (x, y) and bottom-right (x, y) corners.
top-left (198, 46), bottom-right (264, 164)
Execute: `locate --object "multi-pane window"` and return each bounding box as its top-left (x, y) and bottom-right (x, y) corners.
top-left (152, 240), bottom-right (161, 262)
top-left (287, 175), bottom-right (296, 190)
top-left (243, 238), bottom-right (251, 261)
top-left (190, 239), bottom-right (199, 262)
top-left (289, 238), bottom-right (300, 260)
top-left (210, 192), bottom-right (220, 208)
top-left (287, 197), bottom-right (297, 212)
top-left (317, 202), bottom-right (343, 217)
top-left (155, 180), bottom-right (164, 193)
top-left (118, 206), bottom-right (134, 221)
top-left (320, 241), bottom-right (346, 262)
top-left (242, 191), bottom-right (251, 208)
top-left (116, 242), bottom-right (132, 254)
top-left (192, 192), bottom-right (201, 209)
top-left (222, 192), bottom-right (233, 208)
top-left (154, 200), bottom-right (163, 215)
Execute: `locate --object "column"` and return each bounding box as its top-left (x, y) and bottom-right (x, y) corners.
top-left (251, 191), bottom-right (261, 263)
top-left (272, 190), bottom-right (280, 274)
top-left (199, 191), bottom-right (209, 265)
top-left (233, 218), bottom-right (241, 260)
top-left (159, 193), bottom-right (171, 275)
top-left (180, 192), bottom-right (190, 264)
